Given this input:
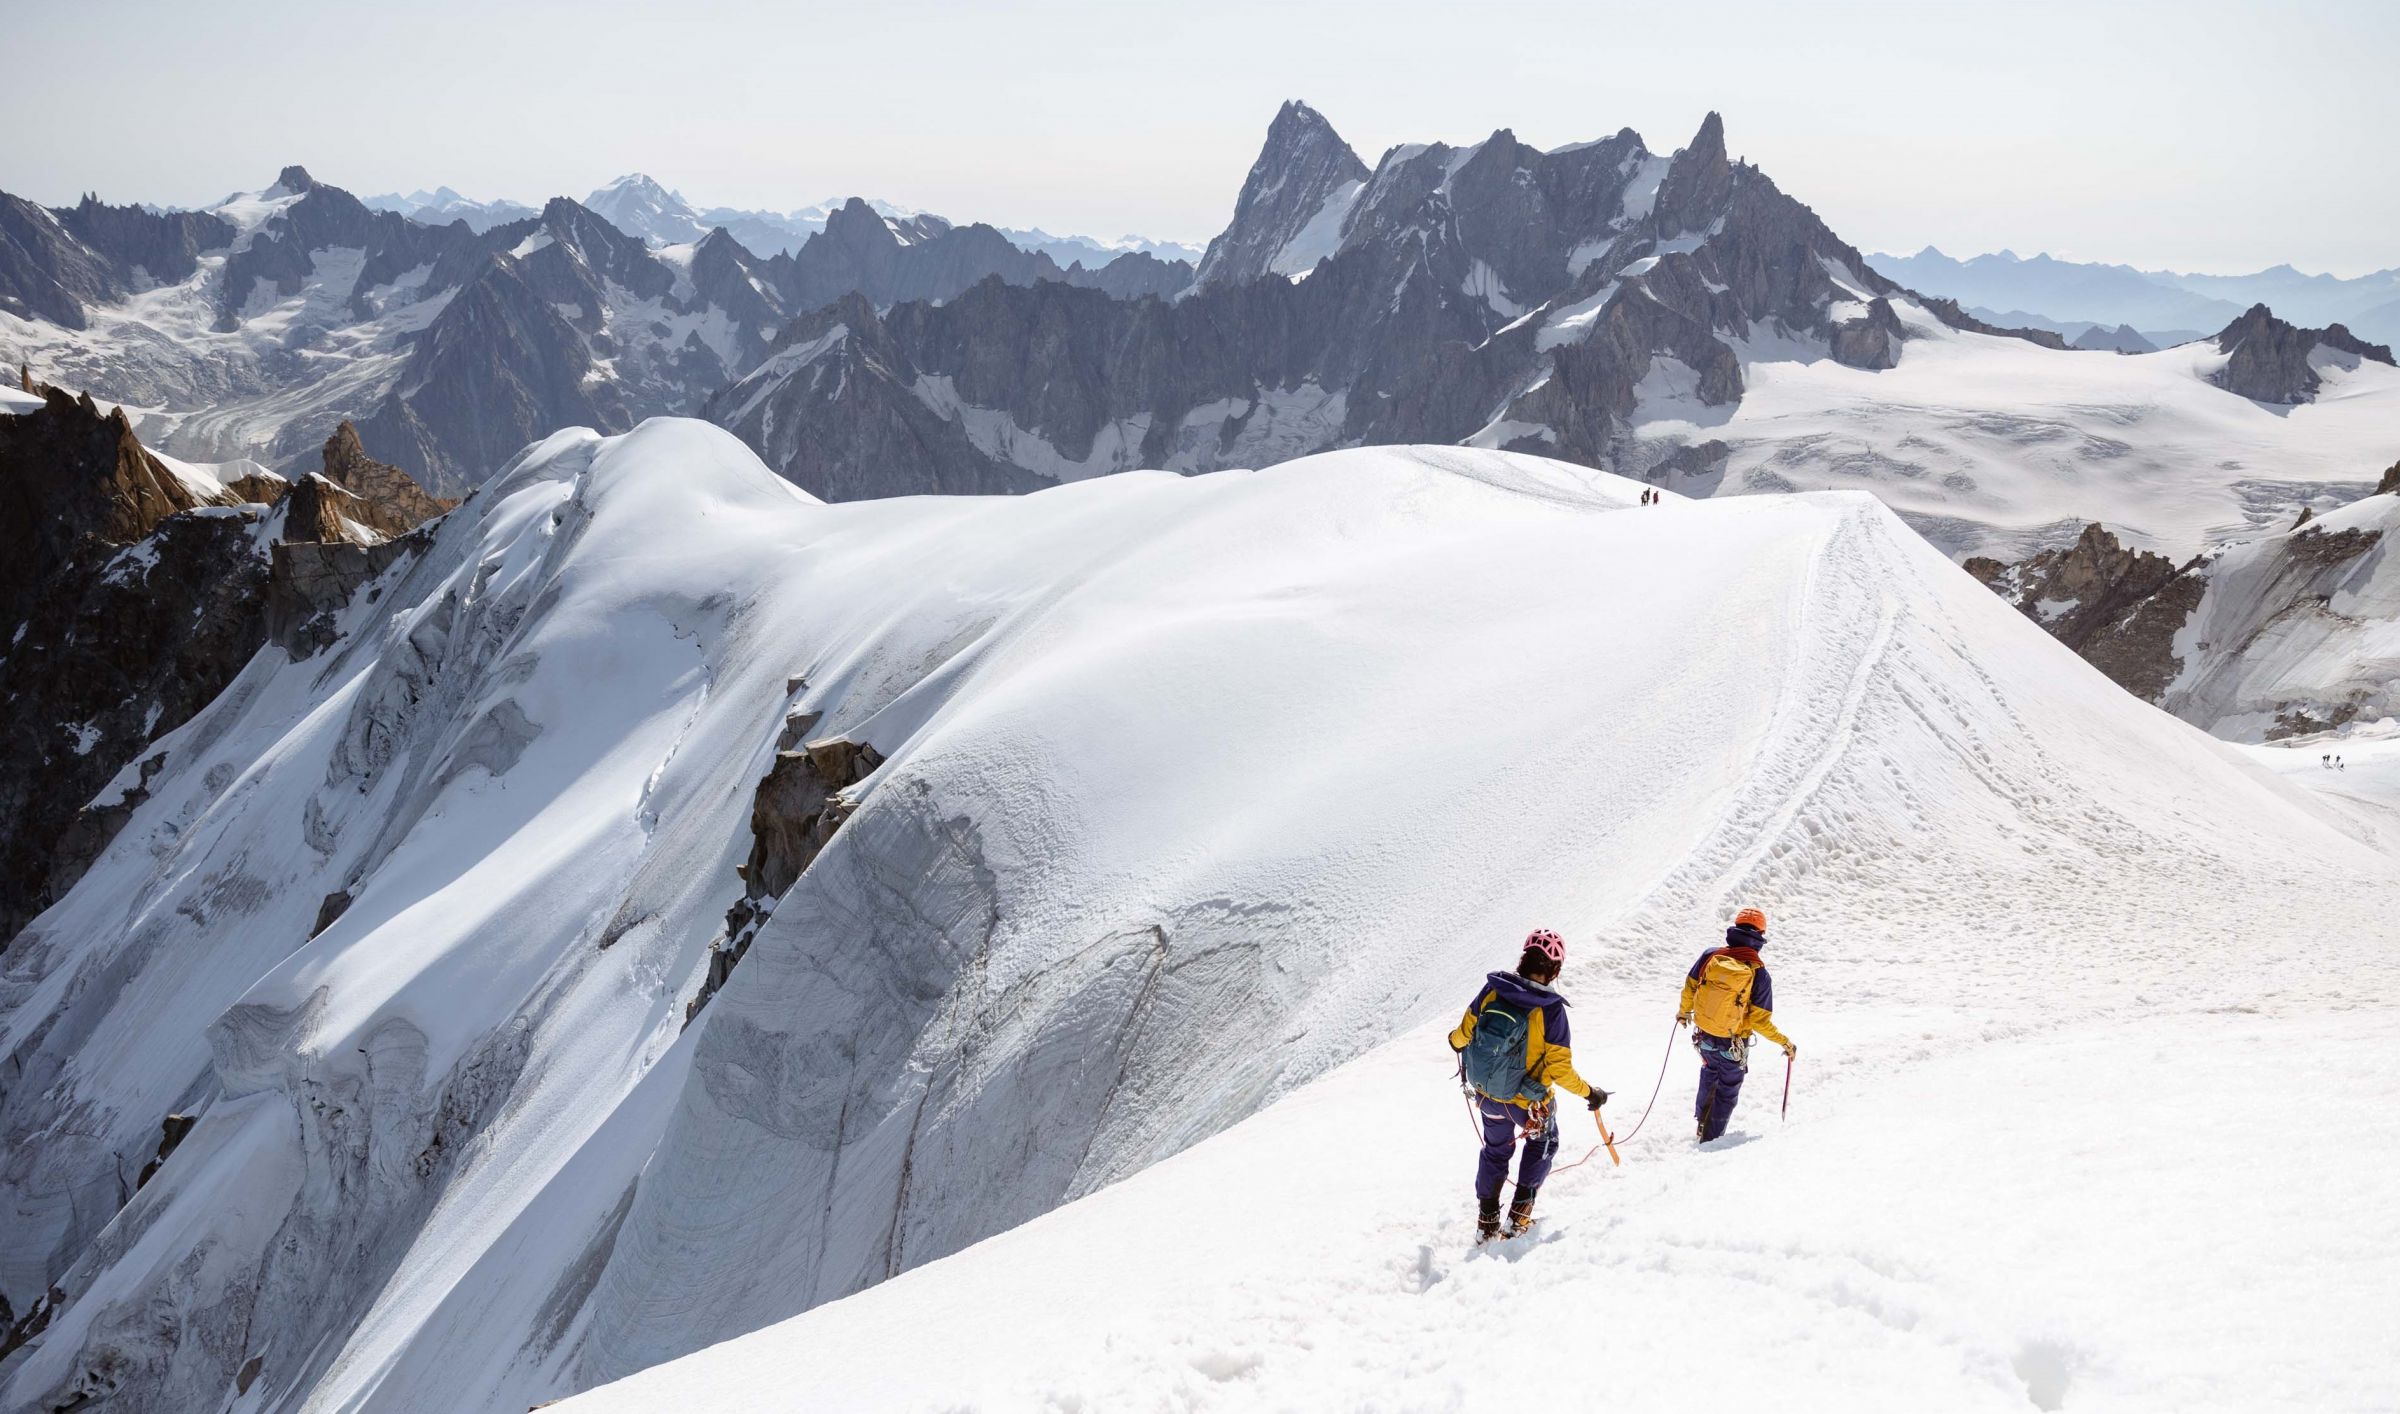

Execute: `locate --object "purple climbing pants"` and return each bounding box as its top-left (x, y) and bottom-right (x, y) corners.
top-left (1476, 1098), bottom-right (1559, 1201)
top-left (1695, 1033), bottom-right (1748, 1141)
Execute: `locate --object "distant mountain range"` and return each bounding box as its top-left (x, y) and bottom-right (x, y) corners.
top-left (6, 117), bottom-right (2395, 561)
top-left (710, 100), bottom-right (2397, 562)
top-left (1867, 247), bottom-right (2400, 350)
top-left (2, 168), bottom-right (1194, 493)
top-left (364, 173), bottom-right (1203, 266)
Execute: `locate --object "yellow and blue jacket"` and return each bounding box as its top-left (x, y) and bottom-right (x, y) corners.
top-left (1675, 927), bottom-right (1791, 1048)
top-left (1448, 970), bottom-right (1599, 1108)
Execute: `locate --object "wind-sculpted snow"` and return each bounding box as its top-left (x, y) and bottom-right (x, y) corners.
top-left (3, 429), bottom-right (2387, 1411)
top-left (558, 455), bottom-right (2400, 1414)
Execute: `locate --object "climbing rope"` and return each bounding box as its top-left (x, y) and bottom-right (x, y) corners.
top-left (1601, 1013), bottom-right (1687, 1146)
top-left (1452, 1011), bottom-right (1685, 1195)
top-left (1459, 1088), bottom-right (1608, 1194)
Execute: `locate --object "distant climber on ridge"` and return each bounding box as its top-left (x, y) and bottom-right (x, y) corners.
top-left (1449, 929), bottom-right (1609, 1243)
top-left (1676, 907), bottom-right (1796, 1142)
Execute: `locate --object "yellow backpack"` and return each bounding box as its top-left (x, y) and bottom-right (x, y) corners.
top-left (1693, 951), bottom-right (1759, 1036)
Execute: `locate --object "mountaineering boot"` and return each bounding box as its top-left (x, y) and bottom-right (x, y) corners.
top-left (1476, 1193), bottom-right (1502, 1244)
top-left (1507, 1187), bottom-right (1538, 1238)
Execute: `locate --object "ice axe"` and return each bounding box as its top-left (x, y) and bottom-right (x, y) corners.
top-left (1594, 1106), bottom-right (1621, 1166)
top-left (1781, 1050), bottom-right (1794, 1120)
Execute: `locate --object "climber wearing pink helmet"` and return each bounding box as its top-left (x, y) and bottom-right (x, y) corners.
top-left (1447, 928), bottom-right (1610, 1242)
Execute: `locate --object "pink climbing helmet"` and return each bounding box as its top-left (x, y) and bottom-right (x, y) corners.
top-left (1525, 928), bottom-right (1566, 965)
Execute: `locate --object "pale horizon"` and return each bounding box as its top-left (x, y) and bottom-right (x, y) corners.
top-left (9, 0), bottom-right (2399, 277)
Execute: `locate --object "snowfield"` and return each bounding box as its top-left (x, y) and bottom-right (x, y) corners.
top-left (3, 426), bottom-right (2393, 1412)
top-left (1648, 302), bottom-right (2400, 560)
top-left (560, 1012), bottom-right (2400, 1413)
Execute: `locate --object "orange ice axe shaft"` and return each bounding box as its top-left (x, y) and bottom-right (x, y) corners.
top-left (1595, 1107), bottom-right (1621, 1166)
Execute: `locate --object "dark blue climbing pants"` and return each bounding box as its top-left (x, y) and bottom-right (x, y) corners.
top-left (1476, 1098), bottom-right (1559, 1201)
top-left (1695, 1033), bottom-right (1748, 1141)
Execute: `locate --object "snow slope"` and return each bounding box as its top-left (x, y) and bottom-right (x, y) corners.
top-left (1644, 300), bottom-right (2400, 559)
top-left (4, 430), bottom-right (2391, 1412)
top-left (2161, 491), bottom-right (2400, 739)
top-left (2241, 726), bottom-right (2400, 847)
top-left (562, 1010), bottom-right (2400, 1413)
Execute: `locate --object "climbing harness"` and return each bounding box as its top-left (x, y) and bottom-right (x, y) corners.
top-left (1458, 1083), bottom-right (1610, 1194)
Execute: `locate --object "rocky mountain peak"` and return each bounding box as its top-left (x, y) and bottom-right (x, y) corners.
top-left (1962, 522), bottom-right (2199, 703)
top-left (823, 197), bottom-right (896, 241)
top-left (2073, 323), bottom-right (2156, 354)
top-left (1265, 99), bottom-right (1354, 160)
top-left (278, 473), bottom-right (381, 546)
top-left (276, 164), bottom-right (318, 194)
top-left (2215, 302), bottom-right (2281, 349)
top-left (583, 173), bottom-right (709, 246)
top-left (319, 420), bottom-right (454, 537)
top-left (1650, 111), bottom-right (1734, 235)
top-left (1192, 100), bottom-right (1369, 289)
top-left (2212, 302), bottom-right (2396, 403)
top-left (599, 172), bottom-right (672, 198)
top-left (0, 388), bottom-right (217, 624)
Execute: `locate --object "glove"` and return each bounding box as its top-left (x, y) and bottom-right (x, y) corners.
top-left (1782, 1042), bottom-right (1797, 1059)
top-left (1675, 1012), bottom-right (1690, 1029)
top-left (1585, 1087), bottom-right (1610, 1111)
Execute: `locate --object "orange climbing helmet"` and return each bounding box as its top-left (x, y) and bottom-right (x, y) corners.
top-left (1733, 906), bottom-right (1768, 933)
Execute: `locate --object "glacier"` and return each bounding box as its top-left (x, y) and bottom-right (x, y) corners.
top-left (3, 424), bottom-right (2393, 1411)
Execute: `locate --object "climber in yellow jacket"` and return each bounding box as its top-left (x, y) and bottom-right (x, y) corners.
top-left (1676, 906), bottom-right (1794, 1142)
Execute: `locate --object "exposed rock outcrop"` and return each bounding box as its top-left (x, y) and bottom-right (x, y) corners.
top-left (134, 1114), bottom-right (198, 1191)
top-left (1968, 490), bottom-right (2400, 739)
top-left (1966, 523), bottom-right (2200, 702)
top-left (1830, 296), bottom-right (1906, 370)
top-left (686, 713), bottom-right (884, 1022)
top-left (0, 386), bottom-right (243, 621)
top-left (264, 531), bottom-right (432, 658)
top-left (1, 403), bottom-right (449, 945)
top-left (319, 420), bottom-right (456, 533)
top-left (2210, 303), bottom-right (2397, 404)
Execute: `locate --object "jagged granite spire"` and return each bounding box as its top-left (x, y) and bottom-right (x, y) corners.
top-left (319, 419), bottom-right (455, 535)
top-left (1650, 111), bottom-right (1733, 237)
top-left (1192, 100), bottom-right (1369, 289)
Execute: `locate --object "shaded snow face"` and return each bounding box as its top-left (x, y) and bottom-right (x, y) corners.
top-left (5, 428), bottom-right (2387, 1413)
top-left (2161, 492), bottom-right (2400, 739)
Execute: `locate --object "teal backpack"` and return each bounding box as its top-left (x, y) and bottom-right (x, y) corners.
top-left (1462, 996), bottom-right (1548, 1104)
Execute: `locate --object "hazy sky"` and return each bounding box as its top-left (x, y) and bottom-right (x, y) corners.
top-left (10, 0), bottom-right (2396, 274)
